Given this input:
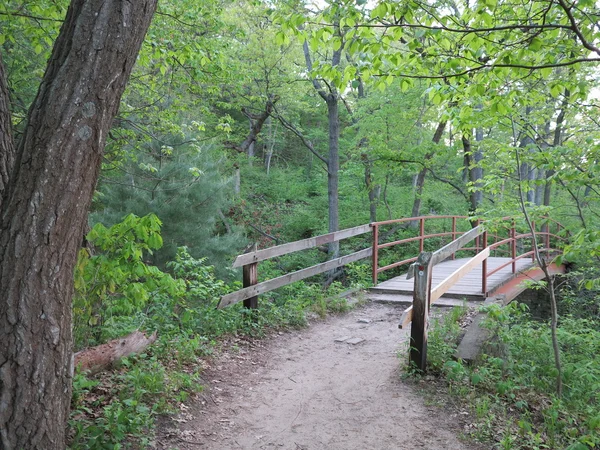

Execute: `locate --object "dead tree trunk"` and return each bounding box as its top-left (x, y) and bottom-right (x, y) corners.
top-left (0, 1), bottom-right (156, 448)
top-left (74, 331), bottom-right (158, 375)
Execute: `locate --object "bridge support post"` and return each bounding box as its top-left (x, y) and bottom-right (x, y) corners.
top-left (371, 223), bottom-right (379, 285)
top-left (410, 251), bottom-right (433, 372)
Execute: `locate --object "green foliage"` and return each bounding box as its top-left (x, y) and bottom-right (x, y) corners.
top-left (92, 144), bottom-right (244, 276)
top-left (69, 223), bottom-right (356, 448)
top-left (73, 214), bottom-right (184, 349)
top-left (425, 302), bottom-right (600, 449)
top-left (425, 305), bottom-right (469, 374)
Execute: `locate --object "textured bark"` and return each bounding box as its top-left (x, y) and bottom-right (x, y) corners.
top-left (0, 54), bottom-right (13, 209)
top-left (0, 1), bottom-right (156, 448)
top-left (74, 331), bottom-right (158, 375)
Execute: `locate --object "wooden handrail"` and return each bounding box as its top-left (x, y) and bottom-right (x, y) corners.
top-left (221, 214), bottom-right (568, 311)
top-left (218, 247), bottom-right (372, 308)
top-left (232, 224), bottom-right (371, 268)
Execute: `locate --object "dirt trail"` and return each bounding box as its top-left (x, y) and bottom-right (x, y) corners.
top-left (158, 302), bottom-right (480, 450)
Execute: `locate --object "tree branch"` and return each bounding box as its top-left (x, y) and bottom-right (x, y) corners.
top-left (273, 108), bottom-right (329, 167)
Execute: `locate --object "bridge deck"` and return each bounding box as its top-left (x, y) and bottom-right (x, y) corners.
top-left (371, 257), bottom-right (534, 300)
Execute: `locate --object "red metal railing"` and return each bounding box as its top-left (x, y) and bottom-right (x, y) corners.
top-left (371, 215), bottom-right (473, 284)
top-left (371, 215), bottom-right (568, 294)
top-left (480, 218), bottom-right (568, 295)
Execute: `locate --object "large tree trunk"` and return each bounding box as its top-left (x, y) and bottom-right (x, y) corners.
top-left (0, 55), bottom-right (13, 205)
top-left (0, 1), bottom-right (156, 448)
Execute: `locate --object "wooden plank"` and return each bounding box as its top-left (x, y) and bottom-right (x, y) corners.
top-left (410, 252), bottom-right (432, 371)
top-left (430, 248), bottom-right (490, 302)
top-left (398, 306), bottom-right (412, 329)
top-left (232, 224), bottom-right (371, 268)
top-left (431, 225), bottom-right (483, 266)
top-left (218, 248), bottom-right (372, 308)
top-left (243, 262), bottom-right (258, 309)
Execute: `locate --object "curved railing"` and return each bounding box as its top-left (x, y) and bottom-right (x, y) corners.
top-left (371, 215), bottom-right (568, 295)
top-left (371, 215), bottom-right (473, 284)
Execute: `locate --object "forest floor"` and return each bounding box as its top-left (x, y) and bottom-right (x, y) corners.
top-left (157, 302), bottom-right (484, 450)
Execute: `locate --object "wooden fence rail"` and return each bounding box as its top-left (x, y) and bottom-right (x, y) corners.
top-left (218, 216), bottom-right (567, 319)
top-left (217, 225), bottom-right (372, 309)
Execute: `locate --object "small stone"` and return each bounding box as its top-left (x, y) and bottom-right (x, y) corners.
top-left (357, 318), bottom-right (371, 323)
top-left (346, 337), bottom-right (365, 345)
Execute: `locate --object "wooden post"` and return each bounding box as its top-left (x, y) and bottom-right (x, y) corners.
top-left (419, 218), bottom-right (425, 252)
top-left (531, 220), bottom-right (536, 262)
top-left (372, 224), bottom-right (379, 285)
top-left (475, 219), bottom-right (481, 252)
top-left (545, 223), bottom-right (550, 258)
top-left (243, 262), bottom-right (258, 309)
top-left (481, 230), bottom-right (488, 295)
top-left (451, 217), bottom-right (457, 260)
top-left (511, 223), bottom-right (516, 273)
top-left (410, 252), bottom-right (432, 372)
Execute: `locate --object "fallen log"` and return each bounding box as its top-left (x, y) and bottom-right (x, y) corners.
top-left (74, 330), bottom-right (158, 375)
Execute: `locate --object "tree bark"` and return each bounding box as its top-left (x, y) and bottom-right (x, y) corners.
top-left (410, 121), bottom-right (447, 223)
top-left (0, 1), bottom-right (156, 448)
top-left (0, 53), bottom-right (14, 209)
top-left (326, 94), bottom-right (340, 258)
top-left (462, 131), bottom-right (483, 213)
top-left (240, 95), bottom-right (279, 160)
top-left (302, 34), bottom-right (342, 259)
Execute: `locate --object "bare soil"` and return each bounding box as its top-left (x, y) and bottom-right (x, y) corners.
top-left (157, 302), bottom-right (482, 450)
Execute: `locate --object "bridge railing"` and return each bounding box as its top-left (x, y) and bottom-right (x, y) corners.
top-left (218, 215), bottom-right (567, 312)
top-left (370, 215), bottom-right (475, 285)
top-left (480, 218), bottom-right (568, 295)
top-left (405, 217), bottom-right (567, 371)
top-left (217, 224), bottom-right (373, 309)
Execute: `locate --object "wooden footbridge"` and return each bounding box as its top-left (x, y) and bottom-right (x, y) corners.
top-left (218, 215), bottom-right (568, 369)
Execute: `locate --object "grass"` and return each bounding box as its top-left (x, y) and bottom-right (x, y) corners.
top-left (420, 302), bottom-right (600, 450)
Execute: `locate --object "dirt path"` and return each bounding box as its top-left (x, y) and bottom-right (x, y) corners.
top-left (158, 302), bottom-right (480, 450)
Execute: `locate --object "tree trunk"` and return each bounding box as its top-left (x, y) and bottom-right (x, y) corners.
top-left (462, 132), bottom-right (484, 213)
top-left (544, 89), bottom-right (569, 207)
top-left (326, 94), bottom-right (340, 258)
top-left (0, 54), bottom-right (13, 207)
top-left (410, 121), bottom-right (447, 223)
top-left (535, 169), bottom-right (545, 206)
top-left (247, 118), bottom-right (255, 164)
top-left (0, 1), bottom-right (156, 448)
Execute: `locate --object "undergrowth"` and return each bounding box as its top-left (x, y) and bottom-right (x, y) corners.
top-left (423, 303), bottom-right (600, 450)
top-left (68, 216), bottom-right (357, 449)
